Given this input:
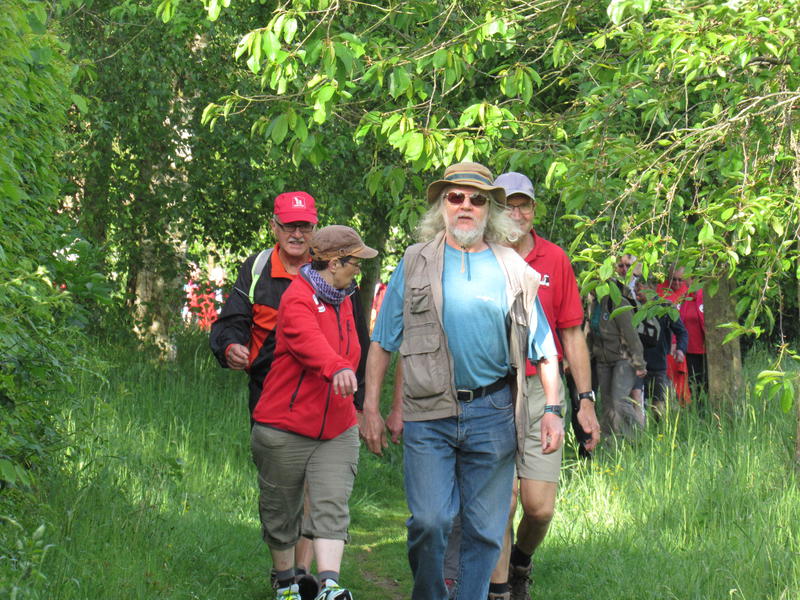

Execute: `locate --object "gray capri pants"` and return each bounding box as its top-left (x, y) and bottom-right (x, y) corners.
top-left (251, 424), bottom-right (360, 550)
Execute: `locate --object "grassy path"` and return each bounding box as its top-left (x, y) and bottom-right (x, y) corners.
top-left (26, 338), bottom-right (800, 599)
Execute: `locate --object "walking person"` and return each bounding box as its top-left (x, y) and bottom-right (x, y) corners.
top-left (210, 193), bottom-right (370, 584)
top-left (361, 162), bottom-right (563, 600)
top-left (251, 226), bottom-right (378, 600)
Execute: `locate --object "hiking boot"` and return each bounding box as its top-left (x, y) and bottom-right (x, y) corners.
top-left (488, 592), bottom-right (510, 600)
top-left (314, 579), bottom-right (353, 600)
top-left (276, 583), bottom-right (301, 600)
top-left (508, 562), bottom-right (532, 600)
top-left (296, 573), bottom-right (320, 600)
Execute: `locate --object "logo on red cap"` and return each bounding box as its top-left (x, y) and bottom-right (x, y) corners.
top-left (292, 196), bottom-right (306, 209)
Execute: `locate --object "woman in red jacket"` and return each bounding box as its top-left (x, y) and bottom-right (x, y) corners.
top-left (251, 225), bottom-right (377, 600)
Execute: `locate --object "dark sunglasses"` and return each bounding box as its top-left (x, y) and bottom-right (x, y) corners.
top-left (274, 220), bottom-right (314, 233)
top-left (444, 191), bottom-right (489, 207)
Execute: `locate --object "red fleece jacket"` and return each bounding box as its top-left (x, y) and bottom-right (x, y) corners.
top-left (253, 276), bottom-right (360, 439)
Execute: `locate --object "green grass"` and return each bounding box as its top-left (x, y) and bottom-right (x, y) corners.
top-left (9, 335), bottom-right (800, 599)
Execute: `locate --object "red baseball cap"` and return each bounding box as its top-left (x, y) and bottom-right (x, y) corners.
top-left (273, 191), bottom-right (318, 224)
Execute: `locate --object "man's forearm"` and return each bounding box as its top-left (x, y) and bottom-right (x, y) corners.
top-left (560, 325), bottom-right (591, 393)
top-left (392, 359), bottom-right (404, 412)
top-left (537, 356), bottom-right (562, 406)
top-left (364, 341), bottom-right (392, 413)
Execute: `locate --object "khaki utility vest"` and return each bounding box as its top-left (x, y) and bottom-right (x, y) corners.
top-left (399, 231), bottom-right (542, 455)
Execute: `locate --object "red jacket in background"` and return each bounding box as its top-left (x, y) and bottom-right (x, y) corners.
top-left (679, 289), bottom-right (705, 354)
top-left (253, 275), bottom-right (360, 440)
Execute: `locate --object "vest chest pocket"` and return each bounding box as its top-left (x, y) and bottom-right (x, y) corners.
top-left (399, 323), bottom-right (448, 399)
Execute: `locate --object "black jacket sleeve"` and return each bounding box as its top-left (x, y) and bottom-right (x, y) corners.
top-left (209, 254), bottom-right (257, 368)
top-left (350, 286), bottom-right (371, 411)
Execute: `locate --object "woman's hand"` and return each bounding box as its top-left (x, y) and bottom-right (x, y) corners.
top-left (333, 368), bottom-right (358, 396)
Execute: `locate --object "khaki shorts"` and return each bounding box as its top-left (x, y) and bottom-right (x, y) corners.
top-left (516, 375), bottom-right (563, 483)
top-left (251, 425), bottom-right (359, 550)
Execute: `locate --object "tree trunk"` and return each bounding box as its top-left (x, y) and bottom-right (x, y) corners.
top-left (128, 239), bottom-right (183, 359)
top-left (704, 275), bottom-right (743, 412)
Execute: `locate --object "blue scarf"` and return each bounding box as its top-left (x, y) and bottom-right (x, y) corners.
top-left (300, 264), bottom-right (356, 306)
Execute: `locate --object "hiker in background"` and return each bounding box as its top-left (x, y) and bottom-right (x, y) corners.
top-left (657, 264), bottom-right (692, 405)
top-left (587, 274), bottom-right (647, 438)
top-left (615, 254), bottom-right (646, 418)
top-left (676, 270), bottom-right (707, 402)
top-left (636, 279), bottom-right (689, 421)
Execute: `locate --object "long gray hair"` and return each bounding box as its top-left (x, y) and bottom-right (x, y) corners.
top-left (416, 198), bottom-right (523, 245)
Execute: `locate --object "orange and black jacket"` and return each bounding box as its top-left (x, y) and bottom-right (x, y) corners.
top-left (209, 245), bottom-right (369, 415)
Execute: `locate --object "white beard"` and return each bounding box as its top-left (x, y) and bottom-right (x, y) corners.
top-left (450, 218), bottom-right (487, 248)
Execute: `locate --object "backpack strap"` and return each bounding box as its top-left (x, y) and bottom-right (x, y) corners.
top-left (248, 248), bottom-right (273, 304)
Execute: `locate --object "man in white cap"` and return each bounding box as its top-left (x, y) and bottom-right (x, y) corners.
top-left (361, 162), bottom-right (564, 600)
top-left (490, 172), bottom-right (600, 600)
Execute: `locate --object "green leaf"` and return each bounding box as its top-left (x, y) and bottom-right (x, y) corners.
top-left (609, 304), bottom-right (635, 319)
top-left (71, 94), bottom-right (88, 113)
top-left (405, 132), bottom-right (424, 160)
top-left (334, 43), bottom-right (354, 74)
top-left (780, 379), bottom-right (795, 412)
top-left (207, 0), bottom-right (221, 21)
top-left (284, 18), bottom-right (298, 44)
top-left (271, 113), bottom-right (289, 144)
top-left (433, 49), bottom-right (448, 68)
top-left (545, 161), bottom-right (567, 189)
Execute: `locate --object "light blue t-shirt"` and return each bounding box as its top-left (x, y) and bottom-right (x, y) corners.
top-left (371, 244), bottom-right (557, 390)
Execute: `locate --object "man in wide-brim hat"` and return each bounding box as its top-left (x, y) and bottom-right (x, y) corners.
top-left (362, 162), bottom-right (565, 600)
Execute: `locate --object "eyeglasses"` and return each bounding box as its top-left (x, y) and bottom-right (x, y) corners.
top-left (340, 256), bottom-right (361, 269)
top-left (506, 200), bottom-right (534, 214)
top-left (443, 191), bottom-right (489, 207)
top-left (274, 220), bottom-right (314, 233)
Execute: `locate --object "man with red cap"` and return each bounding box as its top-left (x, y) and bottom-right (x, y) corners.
top-left (210, 192), bottom-right (370, 595)
top-left (211, 191), bottom-right (321, 418)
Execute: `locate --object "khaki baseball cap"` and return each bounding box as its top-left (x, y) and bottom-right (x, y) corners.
top-left (310, 225), bottom-right (378, 261)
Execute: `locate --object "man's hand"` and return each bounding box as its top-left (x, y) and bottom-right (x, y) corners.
top-left (386, 405), bottom-right (404, 443)
top-left (332, 369), bottom-right (358, 396)
top-left (225, 343), bottom-right (250, 370)
top-left (672, 348), bottom-right (686, 363)
top-left (360, 410), bottom-right (388, 455)
top-left (636, 368), bottom-right (647, 378)
top-left (541, 412), bottom-right (565, 454)
top-left (576, 399), bottom-right (601, 452)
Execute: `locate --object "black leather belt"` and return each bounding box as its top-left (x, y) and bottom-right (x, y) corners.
top-left (456, 376), bottom-right (509, 402)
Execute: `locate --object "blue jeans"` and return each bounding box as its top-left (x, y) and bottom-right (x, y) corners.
top-left (403, 386), bottom-right (517, 600)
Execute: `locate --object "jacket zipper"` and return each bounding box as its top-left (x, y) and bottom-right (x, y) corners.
top-left (346, 319), bottom-right (352, 354)
top-left (318, 384), bottom-right (332, 439)
top-left (289, 372), bottom-right (306, 410)
top-left (319, 306), bottom-right (343, 439)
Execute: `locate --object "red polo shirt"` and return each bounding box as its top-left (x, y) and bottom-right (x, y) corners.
top-left (523, 231), bottom-right (584, 375)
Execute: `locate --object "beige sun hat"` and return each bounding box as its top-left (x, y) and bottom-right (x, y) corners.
top-left (426, 161), bottom-right (507, 205)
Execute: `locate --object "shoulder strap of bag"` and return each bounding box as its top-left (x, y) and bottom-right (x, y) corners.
top-left (248, 248), bottom-right (273, 304)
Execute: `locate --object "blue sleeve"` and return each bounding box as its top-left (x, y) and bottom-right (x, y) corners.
top-left (671, 315), bottom-right (689, 354)
top-left (528, 296), bottom-right (558, 362)
top-left (370, 259), bottom-right (406, 352)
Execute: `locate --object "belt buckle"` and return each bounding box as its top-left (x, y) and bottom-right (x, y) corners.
top-left (457, 389), bottom-right (474, 402)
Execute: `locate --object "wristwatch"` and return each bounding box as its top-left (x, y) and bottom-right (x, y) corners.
top-left (578, 390), bottom-right (596, 403)
top-left (544, 404), bottom-right (563, 418)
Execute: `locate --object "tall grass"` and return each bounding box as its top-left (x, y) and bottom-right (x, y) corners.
top-left (18, 335), bottom-right (800, 599)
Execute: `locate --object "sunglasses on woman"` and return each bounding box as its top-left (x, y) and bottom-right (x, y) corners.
top-left (443, 191), bottom-right (489, 207)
